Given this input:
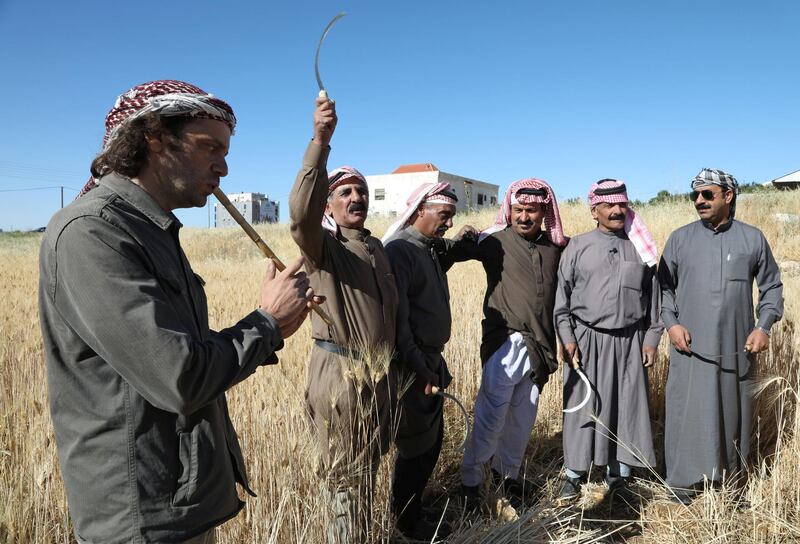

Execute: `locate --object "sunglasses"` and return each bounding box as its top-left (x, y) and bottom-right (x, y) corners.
top-left (690, 189), bottom-right (718, 201)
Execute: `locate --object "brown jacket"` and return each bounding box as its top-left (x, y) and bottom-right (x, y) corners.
top-left (473, 228), bottom-right (562, 386)
top-left (289, 142), bottom-right (398, 470)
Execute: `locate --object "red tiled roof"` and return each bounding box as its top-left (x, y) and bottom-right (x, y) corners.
top-left (391, 163), bottom-right (439, 174)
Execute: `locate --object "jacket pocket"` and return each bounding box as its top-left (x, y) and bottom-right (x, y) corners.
top-left (172, 427), bottom-right (201, 506)
top-left (620, 261), bottom-right (645, 291)
top-left (725, 252), bottom-right (751, 281)
top-left (192, 272), bottom-right (206, 287)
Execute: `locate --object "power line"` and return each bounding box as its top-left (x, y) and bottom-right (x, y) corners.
top-left (0, 186), bottom-right (80, 193)
top-left (0, 160), bottom-right (85, 182)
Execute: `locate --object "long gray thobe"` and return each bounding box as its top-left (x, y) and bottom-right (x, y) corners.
top-left (555, 228), bottom-right (663, 472)
top-left (659, 219), bottom-right (783, 488)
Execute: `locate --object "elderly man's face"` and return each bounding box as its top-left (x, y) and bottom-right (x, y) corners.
top-left (326, 182), bottom-right (369, 230)
top-left (592, 201), bottom-right (628, 232)
top-left (510, 203), bottom-right (545, 240)
top-left (413, 203), bottom-right (456, 238)
top-left (691, 184), bottom-right (733, 226)
top-left (152, 118), bottom-right (231, 210)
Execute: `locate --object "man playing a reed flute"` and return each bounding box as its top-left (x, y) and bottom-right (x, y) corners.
top-left (39, 80), bottom-right (317, 544)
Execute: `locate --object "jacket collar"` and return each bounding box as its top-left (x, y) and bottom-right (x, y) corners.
top-left (100, 173), bottom-right (179, 231)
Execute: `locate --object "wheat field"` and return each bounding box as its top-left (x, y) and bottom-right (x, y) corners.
top-left (2, 192), bottom-right (800, 543)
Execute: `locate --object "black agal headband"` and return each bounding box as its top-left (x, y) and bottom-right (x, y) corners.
top-left (592, 183), bottom-right (627, 196)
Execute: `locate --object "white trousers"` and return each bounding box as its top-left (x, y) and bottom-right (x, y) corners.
top-left (461, 332), bottom-right (541, 486)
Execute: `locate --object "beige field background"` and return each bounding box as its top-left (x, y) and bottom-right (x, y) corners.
top-left (2, 192), bottom-right (800, 543)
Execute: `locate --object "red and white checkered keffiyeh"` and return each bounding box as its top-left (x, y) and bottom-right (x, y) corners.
top-left (381, 182), bottom-right (457, 242)
top-left (78, 80), bottom-right (236, 197)
top-left (479, 178), bottom-right (567, 247)
top-left (327, 165), bottom-right (367, 193)
top-left (588, 179), bottom-right (658, 267)
top-left (322, 166), bottom-right (369, 233)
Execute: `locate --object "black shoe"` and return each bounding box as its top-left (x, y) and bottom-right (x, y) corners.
top-left (606, 476), bottom-right (640, 507)
top-left (557, 476), bottom-right (584, 503)
top-left (460, 483), bottom-right (482, 513)
top-left (396, 516), bottom-right (451, 541)
top-left (668, 487), bottom-right (696, 506)
top-left (491, 469), bottom-right (539, 503)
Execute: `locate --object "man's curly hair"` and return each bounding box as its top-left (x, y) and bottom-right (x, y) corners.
top-left (90, 114), bottom-right (190, 179)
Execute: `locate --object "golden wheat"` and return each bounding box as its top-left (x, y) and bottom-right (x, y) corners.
top-left (2, 192), bottom-right (799, 543)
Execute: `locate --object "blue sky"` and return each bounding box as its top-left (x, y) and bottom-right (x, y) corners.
top-left (1, 0), bottom-right (798, 230)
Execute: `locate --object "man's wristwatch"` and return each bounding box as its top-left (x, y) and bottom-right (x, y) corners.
top-left (756, 326), bottom-right (771, 337)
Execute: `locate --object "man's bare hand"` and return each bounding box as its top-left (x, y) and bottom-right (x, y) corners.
top-left (745, 328), bottom-right (770, 354)
top-left (259, 257), bottom-right (321, 339)
top-left (563, 342), bottom-right (580, 365)
top-left (455, 224), bottom-right (479, 242)
top-left (642, 345), bottom-right (657, 367)
top-left (312, 96), bottom-right (337, 147)
top-left (667, 324), bottom-right (692, 354)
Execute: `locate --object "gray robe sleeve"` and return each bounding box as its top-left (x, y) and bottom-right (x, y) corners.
top-left (554, 242), bottom-right (577, 345)
top-left (658, 233), bottom-right (681, 331)
top-left (754, 231), bottom-right (784, 331)
top-left (643, 266), bottom-right (664, 348)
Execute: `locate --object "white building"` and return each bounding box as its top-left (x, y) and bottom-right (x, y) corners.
top-left (366, 163), bottom-right (499, 216)
top-left (766, 169), bottom-right (800, 190)
top-left (215, 192), bottom-right (279, 227)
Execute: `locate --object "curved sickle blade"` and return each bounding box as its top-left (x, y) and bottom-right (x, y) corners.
top-left (563, 368), bottom-right (592, 414)
top-left (314, 12), bottom-right (347, 92)
top-left (436, 390), bottom-right (472, 450)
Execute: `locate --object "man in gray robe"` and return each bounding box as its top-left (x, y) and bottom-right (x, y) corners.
top-left (554, 179), bottom-right (663, 504)
top-left (660, 168), bottom-right (783, 504)
top-left (382, 182), bottom-right (476, 540)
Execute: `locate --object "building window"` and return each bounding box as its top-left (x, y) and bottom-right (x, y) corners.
top-left (491, 196), bottom-right (497, 205)
top-left (477, 194), bottom-right (485, 205)
top-left (375, 188), bottom-right (385, 201)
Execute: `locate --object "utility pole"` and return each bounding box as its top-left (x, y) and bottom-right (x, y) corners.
top-left (60, 186), bottom-right (64, 208)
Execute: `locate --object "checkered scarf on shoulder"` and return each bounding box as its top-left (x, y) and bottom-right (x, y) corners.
top-left (479, 178), bottom-right (567, 247)
top-left (78, 80), bottom-right (236, 198)
top-left (588, 179), bottom-right (658, 267)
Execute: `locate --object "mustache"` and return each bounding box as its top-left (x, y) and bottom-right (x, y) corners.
top-left (608, 214), bottom-right (625, 221)
top-left (696, 204), bottom-right (711, 211)
top-left (515, 219), bottom-right (534, 227)
top-left (347, 203), bottom-right (367, 213)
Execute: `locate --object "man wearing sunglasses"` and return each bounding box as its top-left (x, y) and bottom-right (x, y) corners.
top-left (659, 168), bottom-right (784, 505)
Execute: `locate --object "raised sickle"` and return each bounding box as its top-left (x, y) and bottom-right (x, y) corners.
top-left (213, 187), bottom-right (334, 326)
top-left (430, 385), bottom-right (471, 450)
top-left (314, 12), bottom-right (347, 99)
top-left (563, 355), bottom-right (592, 414)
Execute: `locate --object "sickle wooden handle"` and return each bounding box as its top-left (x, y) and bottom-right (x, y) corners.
top-left (213, 187), bottom-right (334, 326)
